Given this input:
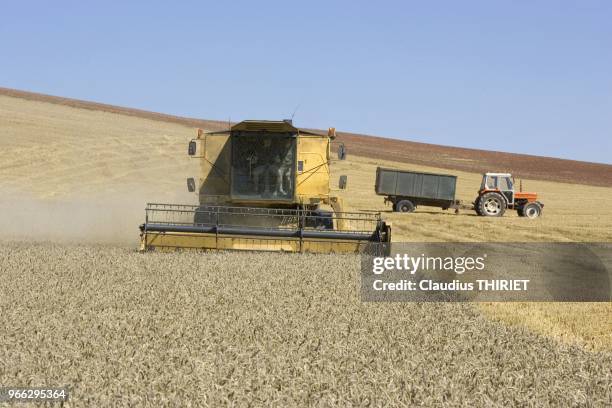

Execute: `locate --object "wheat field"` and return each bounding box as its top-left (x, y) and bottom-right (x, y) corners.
top-left (1, 243), bottom-right (611, 406)
top-left (1, 93), bottom-right (611, 405)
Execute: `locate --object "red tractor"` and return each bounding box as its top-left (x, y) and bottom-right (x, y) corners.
top-left (474, 173), bottom-right (543, 218)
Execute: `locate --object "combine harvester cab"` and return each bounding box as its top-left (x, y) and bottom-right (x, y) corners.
top-left (139, 120), bottom-right (391, 254)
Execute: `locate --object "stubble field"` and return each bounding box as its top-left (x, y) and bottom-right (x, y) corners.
top-left (1, 90), bottom-right (611, 405)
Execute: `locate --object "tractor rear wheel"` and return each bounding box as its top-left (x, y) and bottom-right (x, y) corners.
top-left (395, 199), bottom-right (415, 213)
top-left (522, 202), bottom-right (542, 219)
top-left (478, 192), bottom-right (506, 217)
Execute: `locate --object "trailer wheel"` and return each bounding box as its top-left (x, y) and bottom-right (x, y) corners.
top-left (522, 202), bottom-right (542, 219)
top-left (478, 192), bottom-right (506, 217)
top-left (474, 198), bottom-right (482, 216)
top-left (395, 200), bottom-right (415, 213)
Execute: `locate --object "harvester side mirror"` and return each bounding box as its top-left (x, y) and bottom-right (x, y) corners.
top-left (338, 143), bottom-right (347, 160)
top-left (187, 177), bottom-right (196, 192)
top-left (188, 140), bottom-right (197, 156)
top-left (339, 175), bottom-right (348, 189)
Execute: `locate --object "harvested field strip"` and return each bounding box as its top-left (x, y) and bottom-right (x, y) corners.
top-left (480, 302), bottom-right (612, 352)
top-left (1, 243), bottom-right (610, 406)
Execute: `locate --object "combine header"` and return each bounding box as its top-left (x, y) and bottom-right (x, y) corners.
top-left (140, 120), bottom-right (391, 253)
top-left (140, 203), bottom-right (388, 253)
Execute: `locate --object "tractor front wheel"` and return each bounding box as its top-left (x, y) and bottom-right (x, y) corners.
top-left (478, 192), bottom-right (506, 217)
top-left (522, 202), bottom-right (542, 219)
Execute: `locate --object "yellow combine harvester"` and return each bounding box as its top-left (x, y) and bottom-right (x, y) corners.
top-left (139, 120), bottom-right (391, 253)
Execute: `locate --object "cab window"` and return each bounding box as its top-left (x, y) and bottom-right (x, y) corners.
top-left (499, 177), bottom-right (513, 191)
top-left (486, 176), bottom-right (498, 189)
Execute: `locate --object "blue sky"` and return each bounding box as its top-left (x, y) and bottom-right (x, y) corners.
top-left (1, 1), bottom-right (611, 163)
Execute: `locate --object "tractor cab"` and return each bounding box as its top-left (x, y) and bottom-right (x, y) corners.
top-left (480, 173), bottom-right (514, 204)
top-left (475, 172), bottom-right (543, 218)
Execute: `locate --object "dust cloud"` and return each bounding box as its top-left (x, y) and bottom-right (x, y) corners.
top-left (0, 188), bottom-right (196, 245)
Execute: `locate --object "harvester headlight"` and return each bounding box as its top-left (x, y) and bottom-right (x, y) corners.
top-left (186, 177), bottom-right (196, 192)
top-left (338, 143), bottom-right (347, 160)
top-left (188, 140), bottom-right (197, 156)
top-left (339, 175), bottom-right (348, 189)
